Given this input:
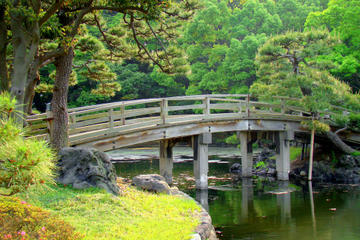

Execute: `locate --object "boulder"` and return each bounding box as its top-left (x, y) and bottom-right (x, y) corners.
top-left (291, 154), bottom-right (360, 184)
top-left (229, 163), bottom-right (241, 174)
top-left (57, 147), bottom-right (120, 195)
top-left (257, 147), bottom-right (275, 162)
top-left (132, 174), bottom-right (171, 194)
top-left (338, 155), bottom-right (359, 169)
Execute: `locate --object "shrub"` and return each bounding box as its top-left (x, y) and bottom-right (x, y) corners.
top-left (0, 196), bottom-right (83, 240)
top-left (348, 113), bottom-right (360, 131)
top-left (0, 93), bottom-right (56, 196)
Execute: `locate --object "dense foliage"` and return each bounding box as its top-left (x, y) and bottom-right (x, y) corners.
top-left (29, 0), bottom-right (335, 108)
top-left (250, 30), bottom-right (360, 112)
top-left (0, 93), bottom-right (56, 196)
top-left (305, 0), bottom-right (360, 91)
top-left (0, 196), bottom-right (82, 240)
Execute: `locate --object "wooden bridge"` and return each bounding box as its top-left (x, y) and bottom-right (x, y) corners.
top-left (26, 94), bottom-right (355, 188)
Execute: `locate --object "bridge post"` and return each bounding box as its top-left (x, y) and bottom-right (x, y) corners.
top-left (159, 139), bottom-right (173, 184)
top-left (203, 97), bottom-right (210, 116)
top-left (239, 131), bottom-right (253, 177)
top-left (193, 133), bottom-right (211, 189)
top-left (160, 99), bottom-right (168, 124)
top-left (275, 131), bottom-right (290, 180)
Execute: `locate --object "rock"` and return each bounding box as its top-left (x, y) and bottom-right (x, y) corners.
top-left (57, 147), bottom-right (120, 195)
top-left (338, 155), bottom-right (358, 168)
top-left (257, 148), bottom-right (275, 162)
top-left (267, 168), bottom-right (276, 176)
top-left (256, 169), bottom-right (267, 175)
top-left (190, 234), bottom-right (202, 240)
top-left (132, 174), bottom-right (171, 194)
top-left (291, 154), bottom-right (360, 183)
top-left (230, 163), bottom-right (241, 174)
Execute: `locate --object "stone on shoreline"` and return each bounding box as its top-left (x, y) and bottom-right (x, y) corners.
top-left (57, 147), bottom-right (120, 195)
top-left (132, 174), bottom-right (171, 194)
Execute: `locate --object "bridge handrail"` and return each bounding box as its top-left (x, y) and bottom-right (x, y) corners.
top-left (25, 94), bottom-right (357, 142)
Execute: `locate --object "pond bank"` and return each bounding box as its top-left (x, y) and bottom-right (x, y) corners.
top-left (111, 147), bottom-right (360, 240)
top-left (18, 183), bottom-right (202, 240)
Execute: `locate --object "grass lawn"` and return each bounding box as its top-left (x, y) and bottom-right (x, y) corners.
top-left (290, 146), bottom-right (302, 161)
top-left (19, 184), bottom-right (200, 240)
top-left (269, 146), bottom-right (302, 162)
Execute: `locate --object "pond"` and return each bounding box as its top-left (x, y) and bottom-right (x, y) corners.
top-left (109, 146), bottom-right (360, 240)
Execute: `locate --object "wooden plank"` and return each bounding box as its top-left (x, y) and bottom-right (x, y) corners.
top-left (69, 116), bottom-right (161, 135)
top-left (124, 107), bottom-right (160, 119)
top-left (109, 109), bottom-right (114, 129)
top-left (121, 104), bottom-right (125, 125)
top-left (168, 104), bottom-right (204, 112)
top-left (209, 95), bottom-right (247, 103)
top-left (203, 97), bottom-right (210, 115)
top-left (26, 129), bottom-right (48, 136)
top-left (160, 99), bottom-right (168, 124)
top-left (70, 116), bottom-right (109, 129)
top-left (70, 107), bottom-right (160, 130)
top-left (25, 113), bottom-right (47, 122)
top-left (167, 94), bottom-right (248, 101)
top-left (74, 112), bottom-right (108, 122)
top-left (69, 122), bottom-right (109, 135)
top-left (28, 122), bottom-right (47, 130)
top-left (70, 119), bottom-right (163, 145)
top-left (122, 98), bottom-right (161, 107)
top-left (210, 103), bottom-right (238, 111)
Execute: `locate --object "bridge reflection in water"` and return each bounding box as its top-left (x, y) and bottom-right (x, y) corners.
top-left (195, 179), bottom-right (315, 228)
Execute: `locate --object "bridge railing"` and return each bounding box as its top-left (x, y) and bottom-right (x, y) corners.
top-left (26, 94), bottom-right (350, 144)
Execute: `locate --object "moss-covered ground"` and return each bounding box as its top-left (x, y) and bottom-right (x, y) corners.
top-left (19, 184), bottom-right (200, 240)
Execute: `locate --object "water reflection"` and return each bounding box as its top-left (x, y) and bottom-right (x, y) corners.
top-left (196, 189), bottom-right (209, 211)
top-left (111, 148), bottom-right (360, 240)
top-left (308, 181), bottom-right (317, 238)
top-left (276, 181), bottom-right (291, 224)
top-left (241, 178), bottom-right (253, 221)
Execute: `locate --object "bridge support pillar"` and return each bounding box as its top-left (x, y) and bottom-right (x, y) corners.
top-left (193, 133), bottom-right (211, 189)
top-left (239, 131), bottom-right (253, 177)
top-left (276, 132), bottom-right (290, 180)
top-left (159, 139), bottom-right (174, 185)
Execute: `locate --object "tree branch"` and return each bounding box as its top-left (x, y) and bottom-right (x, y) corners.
top-left (73, 59), bottom-right (95, 69)
top-left (94, 13), bottom-right (114, 49)
top-left (335, 126), bottom-right (348, 134)
top-left (146, 20), bottom-right (171, 66)
top-left (129, 14), bottom-right (166, 72)
top-left (39, 0), bottom-right (64, 26)
top-left (39, 49), bottom-right (64, 63)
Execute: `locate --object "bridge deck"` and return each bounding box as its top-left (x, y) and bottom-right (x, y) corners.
top-left (26, 94), bottom-right (354, 151)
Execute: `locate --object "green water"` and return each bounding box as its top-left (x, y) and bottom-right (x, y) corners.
top-left (110, 147), bottom-right (360, 240)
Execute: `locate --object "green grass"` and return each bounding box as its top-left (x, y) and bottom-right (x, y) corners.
top-left (290, 146), bottom-right (302, 161)
top-left (351, 151), bottom-right (360, 156)
top-left (268, 146), bottom-right (302, 162)
top-left (19, 184), bottom-right (200, 240)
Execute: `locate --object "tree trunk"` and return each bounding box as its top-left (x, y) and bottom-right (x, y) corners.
top-left (10, 12), bottom-right (39, 122)
top-left (326, 131), bottom-right (356, 154)
top-left (50, 48), bottom-right (74, 151)
top-left (10, 23), bottom-right (29, 118)
top-left (24, 59), bottom-right (40, 114)
top-left (0, 3), bottom-right (8, 92)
